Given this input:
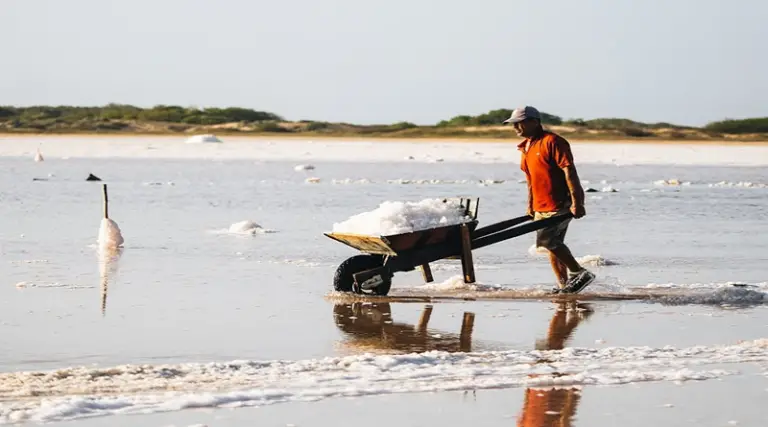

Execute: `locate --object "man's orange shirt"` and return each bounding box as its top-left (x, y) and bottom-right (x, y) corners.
top-left (518, 131), bottom-right (575, 213)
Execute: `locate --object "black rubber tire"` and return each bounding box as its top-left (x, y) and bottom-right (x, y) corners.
top-left (333, 254), bottom-right (392, 296)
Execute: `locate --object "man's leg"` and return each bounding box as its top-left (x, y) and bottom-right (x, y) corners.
top-left (549, 244), bottom-right (584, 275)
top-left (548, 251), bottom-right (569, 287)
top-left (549, 243), bottom-right (595, 293)
top-left (536, 218), bottom-right (577, 289)
top-left (536, 214), bottom-right (593, 293)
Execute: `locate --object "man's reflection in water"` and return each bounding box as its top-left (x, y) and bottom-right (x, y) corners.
top-left (332, 300), bottom-right (593, 427)
top-left (517, 301), bottom-right (594, 427)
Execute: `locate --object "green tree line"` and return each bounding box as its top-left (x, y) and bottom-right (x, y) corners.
top-left (1, 104), bottom-right (767, 135)
top-left (0, 104), bottom-right (282, 126)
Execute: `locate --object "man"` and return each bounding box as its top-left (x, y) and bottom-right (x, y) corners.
top-left (503, 106), bottom-right (595, 294)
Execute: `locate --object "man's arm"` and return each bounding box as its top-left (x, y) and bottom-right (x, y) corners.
top-left (563, 164), bottom-right (585, 217)
top-left (550, 136), bottom-right (586, 218)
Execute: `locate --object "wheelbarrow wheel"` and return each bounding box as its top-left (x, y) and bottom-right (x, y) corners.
top-left (333, 254), bottom-right (392, 296)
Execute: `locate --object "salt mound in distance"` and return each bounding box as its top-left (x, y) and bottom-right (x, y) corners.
top-left (185, 134), bottom-right (222, 144)
top-left (228, 220), bottom-right (274, 235)
top-left (332, 198), bottom-right (472, 236)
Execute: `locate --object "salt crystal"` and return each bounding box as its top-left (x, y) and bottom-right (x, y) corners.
top-left (331, 198), bottom-right (472, 236)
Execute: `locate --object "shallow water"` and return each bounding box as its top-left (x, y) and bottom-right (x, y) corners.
top-left (0, 137), bottom-right (767, 425)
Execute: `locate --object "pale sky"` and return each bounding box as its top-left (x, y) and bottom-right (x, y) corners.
top-left (2, 0), bottom-right (766, 126)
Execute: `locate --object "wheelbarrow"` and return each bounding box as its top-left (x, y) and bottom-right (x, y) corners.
top-left (324, 197), bottom-right (572, 296)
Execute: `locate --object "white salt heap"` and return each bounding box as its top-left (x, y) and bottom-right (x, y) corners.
top-left (97, 218), bottom-right (124, 249)
top-left (185, 134), bottom-right (222, 144)
top-left (228, 220), bottom-right (265, 234)
top-left (332, 198), bottom-right (472, 236)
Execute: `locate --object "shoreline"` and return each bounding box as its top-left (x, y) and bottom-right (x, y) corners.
top-left (2, 132), bottom-right (767, 146)
top-left (2, 134), bottom-right (768, 166)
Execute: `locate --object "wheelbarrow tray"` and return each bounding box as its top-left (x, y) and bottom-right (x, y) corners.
top-left (325, 195), bottom-right (573, 296)
top-left (324, 220), bottom-right (479, 257)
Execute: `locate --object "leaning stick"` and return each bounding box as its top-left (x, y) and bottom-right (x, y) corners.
top-left (102, 184), bottom-right (109, 219)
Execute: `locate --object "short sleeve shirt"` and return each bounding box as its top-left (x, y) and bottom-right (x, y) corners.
top-left (518, 131), bottom-right (575, 212)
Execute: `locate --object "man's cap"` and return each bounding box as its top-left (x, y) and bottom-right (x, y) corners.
top-left (502, 106), bottom-right (541, 124)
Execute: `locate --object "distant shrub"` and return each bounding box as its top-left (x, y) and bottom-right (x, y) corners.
top-left (563, 119), bottom-right (587, 127)
top-left (704, 118), bottom-right (768, 134)
top-left (667, 131), bottom-right (687, 139)
top-left (306, 121), bottom-right (330, 131)
top-left (620, 127), bottom-right (653, 137)
top-left (258, 122), bottom-right (290, 132)
top-left (437, 109), bottom-right (562, 127)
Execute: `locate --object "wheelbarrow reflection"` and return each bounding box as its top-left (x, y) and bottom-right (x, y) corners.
top-left (333, 303), bottom-right (476, 353)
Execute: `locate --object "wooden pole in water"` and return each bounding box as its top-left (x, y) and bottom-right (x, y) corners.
top-left (460, 312), bottom-right (475, 352)
top-left (102, 184), bottom-right (109, 219)
top-left (416, 304), bottom-right (433, 332)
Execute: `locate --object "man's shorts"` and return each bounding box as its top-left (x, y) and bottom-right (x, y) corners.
top-left (533, 209), bottom-right (572, 251)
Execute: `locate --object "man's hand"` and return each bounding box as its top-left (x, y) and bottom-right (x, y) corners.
top-left (571, 203), bottom-right (586, 219)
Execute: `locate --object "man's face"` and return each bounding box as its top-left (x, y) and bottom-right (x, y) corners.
top-left (513, 118), bottom-right (540, 138)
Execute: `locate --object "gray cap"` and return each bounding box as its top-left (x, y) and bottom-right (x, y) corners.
top-left (502, 106), bottom-right (541, 124)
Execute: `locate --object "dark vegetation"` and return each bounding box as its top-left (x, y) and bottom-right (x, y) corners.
top-left (1, 104), bottom-right (766, 141)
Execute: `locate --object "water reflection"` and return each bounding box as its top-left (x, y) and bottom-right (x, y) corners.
top-left (517, 301), bottom-right (594, 427)
top-left (333, 300), bottom-right (594, 427)
top-left (97, 246), bottom-right (123, 316)
top-left (333, 303), bottom-right (476, 353)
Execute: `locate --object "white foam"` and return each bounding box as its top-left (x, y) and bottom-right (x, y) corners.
top-left (527, 246), bottom-right (618, 266)
top-left (386, 178), bottom-right (473, 185)
top-left (414, 274), bottom-right (503, 292)
top-left (642, 281), bottom-right (768, 291)
top-left (528, 244), bottom-right (549, 256)
top-left (8, 260), bottom-right (50, 265)
top-left (577, 254), bottom-right (619, 266)
top-left (185, 134), bottom-right (222, 144)
top-left (331, 178), bottom-right (371, 185)
top-left (15, 282), bottom-right (93, 290)
top-left (654, 179), bottom-right (691, 186)
top-left (2, 339), bottom-right (766, 424)
top-left (654, 287), bottom-right (767, 306)
top-left (331, 198), bottom-right (472, 236)
top-left (708, 181), bottom-right (767, 189)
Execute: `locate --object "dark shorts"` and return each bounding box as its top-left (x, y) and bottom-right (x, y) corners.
top-left (534, 210), bottom-right (571, 251)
